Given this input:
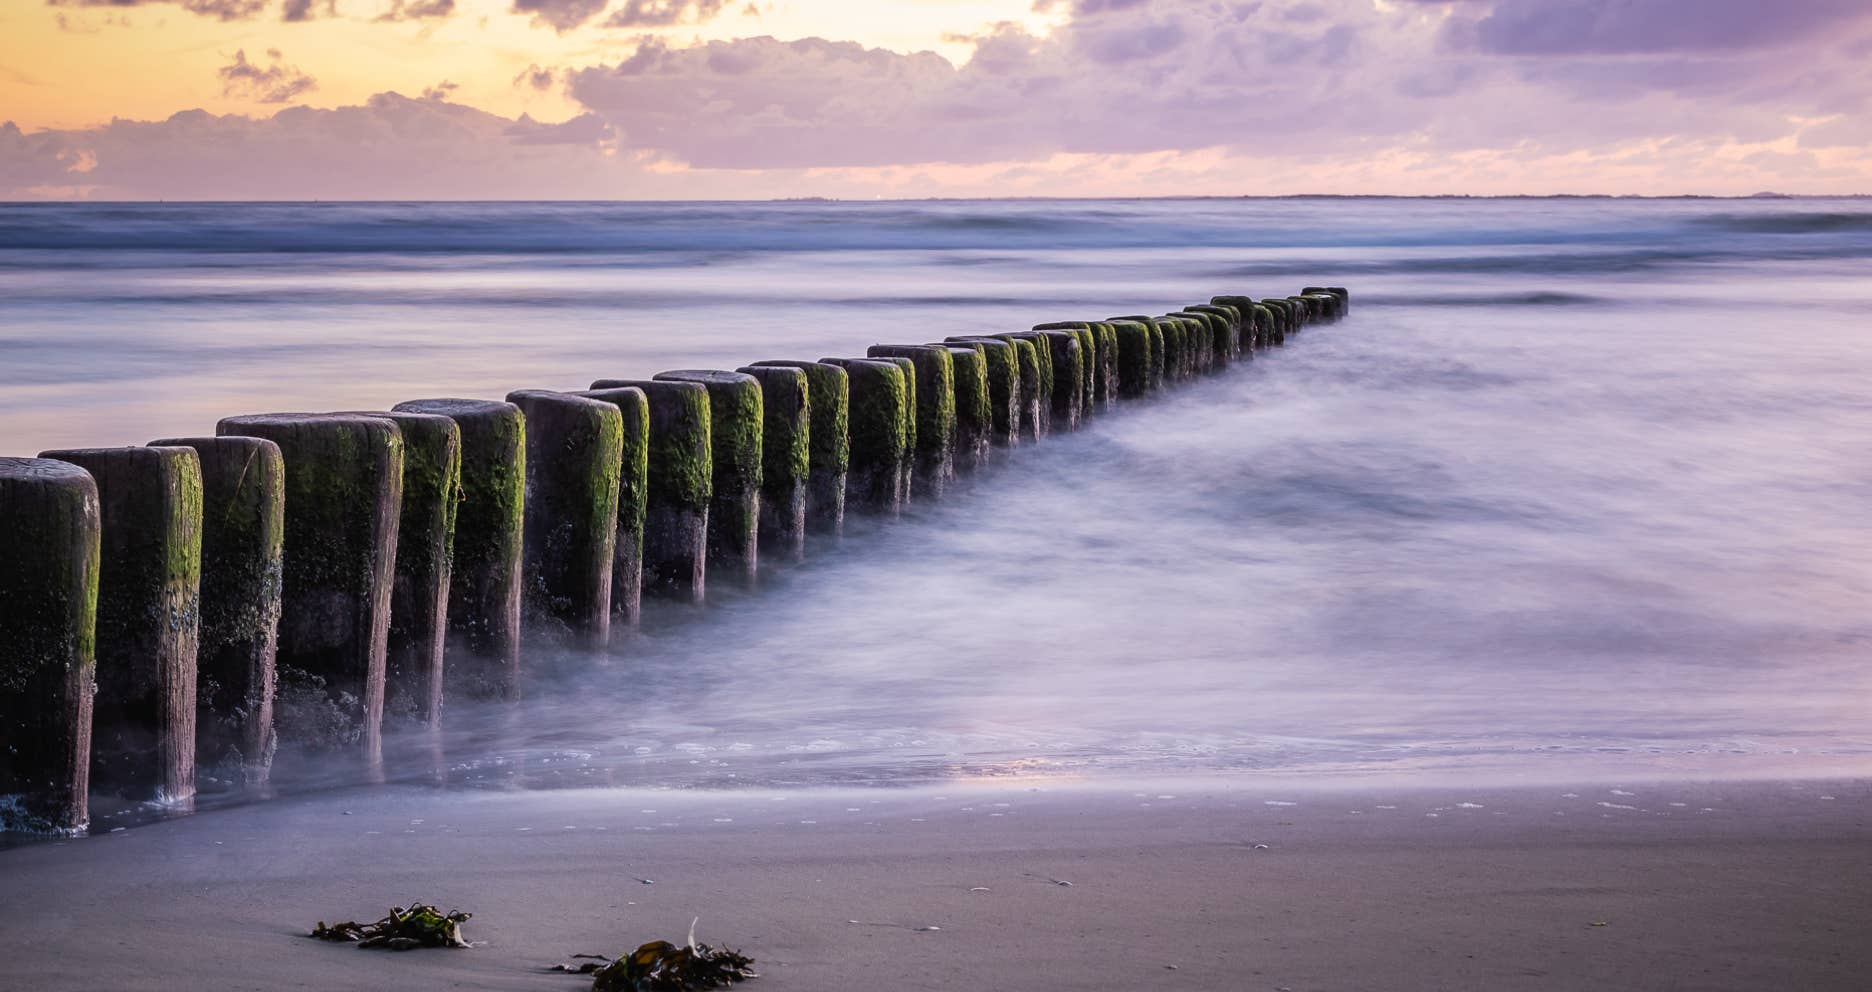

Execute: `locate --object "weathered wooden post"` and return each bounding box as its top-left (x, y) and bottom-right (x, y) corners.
top-left (819, 358), bottom-right (908, 514)
top-left (1211, 297), bottom-right (1262, 351)
top-left (392, 398), bottom-right (524, 701)
top-left (933, 344), bottom-right (991, 471)
top-left (1285, 296), bottom-right (1315, 330)
top-left (1185, 305), bottom-right (1239, 363)
top-left (735, 365), bottom-right (811, 563)
top-left (146, 436), bottom-right (282, 788)
top-left (574, 387), bottom-right (650, 631)
top-left (1171, 314), bottom-right (1214, 375)
top-left (334, 412), bottom-right (460, 729)
top-left (992, 333), bottom-right (1050, 438)
top-left (37, 446), bottom-right (201, 805)
top-left (0, 458), bottom-right (99, 834)
top-left (868, 356), bottom-right (918, 502)
top-left (589, 379), bottom-right (710, 604)
top-left (652, 371), bottom-right (763, 587)
top-left (1156, 314), bottom-right (1191, 376)
top-left (505, 390), bottom-right (622, 653)
top-left (1107, 320), bottom-right (1155, 397)
top-left (945, 337), bottom-right (1020, 446)
top-left (751, 361), bottom-right (849, 536)
top-left (218, 414), bottom-right (401, 763)
top-left (1014, 330), bottom-right (1081, 430)
top-left (1111, 315), bottom-right (1171, 383)
top-left (1263, 298), bottom-right (1296, 343)
top-left (1034, 324), bottom-right (1098, 413)
top-left (867, 345), bottom-right (956, 496)
top-left (1303, 286), bottom-right (1350, 316)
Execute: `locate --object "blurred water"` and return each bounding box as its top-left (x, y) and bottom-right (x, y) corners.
top-left (3, 197), bottom-right (1871, 796)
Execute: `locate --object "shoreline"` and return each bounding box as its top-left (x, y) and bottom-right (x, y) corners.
top-left (4, 775), bottom-right (1867, 990)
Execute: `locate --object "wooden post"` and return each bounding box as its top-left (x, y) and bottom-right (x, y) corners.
top-left (392, 399), bottom-right (524, 701)
top-left (505, 390), bottom-right (623, 653)
top-left (0, 458), bottom-right (99, 834)
top-left (38, 446), bottom-right (202, 805)
top-left (218, 413), bottom-right (401, 764)
top-left (146, 436), bottom-right (283, 788)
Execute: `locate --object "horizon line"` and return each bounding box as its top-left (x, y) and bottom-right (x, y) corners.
top-left (4, 192), bottom-right (1870, 206)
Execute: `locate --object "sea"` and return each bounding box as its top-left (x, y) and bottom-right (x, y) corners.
top-left (3, 197), bottom-right (1870, 812)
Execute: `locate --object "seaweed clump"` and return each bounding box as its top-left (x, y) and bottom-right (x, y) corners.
top-left (310, 903), bottom-right (473, 950)
top-left (555, 924), bottom-right (756, 991)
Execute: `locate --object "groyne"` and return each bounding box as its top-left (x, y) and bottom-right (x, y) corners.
top-left (0, 286), bottom-right (1349, 835)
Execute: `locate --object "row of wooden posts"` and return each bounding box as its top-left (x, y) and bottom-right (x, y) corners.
top-left (0, 287), bottom-right (1349, 835)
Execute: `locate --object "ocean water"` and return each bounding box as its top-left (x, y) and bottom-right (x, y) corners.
top-left (3, 198), bottom-right (1871, 805)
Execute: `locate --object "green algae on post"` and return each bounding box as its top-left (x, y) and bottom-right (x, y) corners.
top-left (37, 446), bottom-right (201, 807)
top-left (333, 412), bottom-right (461, 730)
top-left (932, 344), bottom-right (991, 471)
top-left (590, 379), bottom-right (711, 604)
top-left (218, 413), bottom-right (402, 764)
top-left (818, 358), bottom-right (908, 515)
top-left (1034, 321), bottom-right (1114, 412)
top-left (866, 344), bottom-right (956, 497)
top-left (1106, 320), bottom-right (1154, 398)
top-left (574, 387), bottom-right (651, 632)
top-left (147, 435), bottom-right (284, 788)
top-left (751, 360), bottom-right (849, 536)
top-left (992, 331), bottom-right (1052, 438)
top-left (1110, 315), bottom-right (1168, 385)
top-left (1184, 305), bottom-right (1239, 364)
top-left (393, 398), bottom-right (524, 701)
top-left (1209, 296), bottom-right (1264, 351)
top-left (736, 365), bottom-right (812, 563)
top-left (653, 370), bottom-right (763, 587)
top-left (506, 390), bottom-right (623, 655)
top-left (872, 354), bottom-right (918, 502)
top-left (0, 457), bottom-right (99, 835)
top-left (1018, 330), bottom-right (1081, 430)
top-left (944, 336), bottom-right (1020, 446)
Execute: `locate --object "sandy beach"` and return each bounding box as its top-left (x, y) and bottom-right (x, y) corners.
top-left (3, 776), bottom-right (1866, 991)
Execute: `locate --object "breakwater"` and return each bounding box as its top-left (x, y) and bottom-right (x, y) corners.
top-left (0, 287), bottom-right (1348, 835)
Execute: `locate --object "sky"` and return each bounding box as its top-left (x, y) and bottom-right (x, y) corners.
top-left (2, 0), bottom-right (1870, 199)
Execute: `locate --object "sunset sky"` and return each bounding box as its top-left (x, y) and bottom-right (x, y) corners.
top-left (3, 0), bottom-right (1870, 199)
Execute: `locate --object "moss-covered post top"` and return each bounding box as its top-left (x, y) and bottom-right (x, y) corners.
top-left (751, 359), bottom-right (850, 470)
top-left (578, 385), bottom-right (648, 415)
top-left (652, 369), bottom-right (764, 482)
top-left (734, 364), bottom-right (812, 481)
top-left (393, 397), bottom-right (520, 424)
top-left (865, 344), bottom-right (956, 444)
top-left (218, 412), bottom-right (407, 467)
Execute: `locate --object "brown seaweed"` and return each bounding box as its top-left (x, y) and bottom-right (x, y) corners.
top-left (310, 903), bottom-right (473, 950)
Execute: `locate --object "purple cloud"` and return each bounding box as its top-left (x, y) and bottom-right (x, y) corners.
top-left (218, 49), bottom-right (317, 104)
top-left (49, 0), bottom-right (267, 21)
top-left (0, 94), bottom-right (626, 199)
top-left (512, 0), bottom-right (608, 32)
top-left (505, 111), bottom-right (614, 144)
top-left (513, 64), bottom-right (557, 90)
top-left (377, 0), bottom-right (455, 20)
top-left (602, 0), bottom-right (727, 28)
top-left (1448, 0), bottom-right (1871, 55)
top-left (281, 0), bottom-right (336, 22)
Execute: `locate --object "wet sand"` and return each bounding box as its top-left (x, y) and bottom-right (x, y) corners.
top-left (2, 776), bottom-right (1867, 991)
